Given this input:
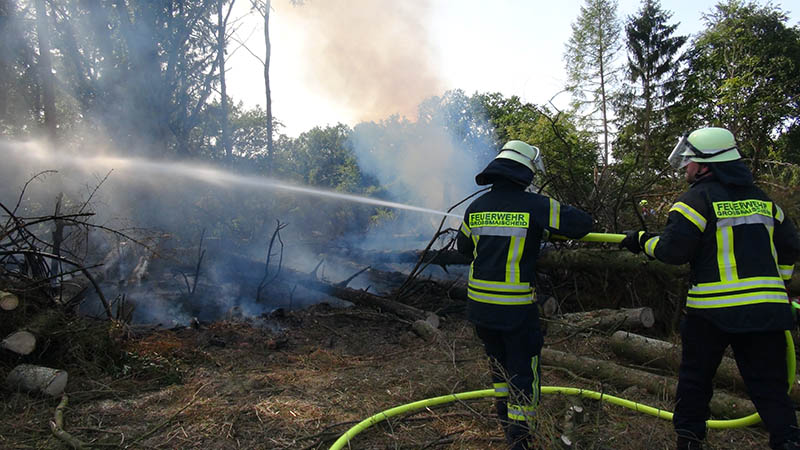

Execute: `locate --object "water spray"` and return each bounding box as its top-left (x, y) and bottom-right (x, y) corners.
top-left (8, 144), bottom-right (463, 219)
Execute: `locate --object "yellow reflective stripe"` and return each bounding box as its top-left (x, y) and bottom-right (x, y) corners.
top-left (531, 355), bottom-right (540, 406)
top-left (467, 289), bottom-right (534, 305)
top-left (506, 236), bottom-right (516, 283)
top-left (716, 226), bottom-right (737, 281)
top-left (508, 403), bottom-right (536, 421)
top-left (644, 236), bottom-right (659, 258)
top-left (505, 236), bottom-right (525, 284)
top-left (775, 205), bottom-right (785, 223)
top-left (493, 382), bottom-right (509, 397)
top-left (460, 221), bottom-right (471, 237)
top-left (686, 292), bottom-right (789, 308)
top-left (468, 277), bottom-right (532, 292)
top-left (779, 264), bottom-right (794, 281)
top-left (670, 202), bottom-right (707, 232)
top-left (549, 198), bottom-right (560, 229)
top-left (768, 224), bottom-right (778, 270)
top-left (688, 277), bottom-right (786, 294)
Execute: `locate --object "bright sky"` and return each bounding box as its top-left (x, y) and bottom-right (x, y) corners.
top-left (225, 0), bottom-right (799, 138)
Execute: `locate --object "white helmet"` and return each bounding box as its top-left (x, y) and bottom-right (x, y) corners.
top-left (667, 127), bottom-right (741, 169)
top-left (497, 140), bottom-right (546, 174)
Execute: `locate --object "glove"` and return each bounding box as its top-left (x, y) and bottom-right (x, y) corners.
top-left (619, 231), bottom-right (643, 254)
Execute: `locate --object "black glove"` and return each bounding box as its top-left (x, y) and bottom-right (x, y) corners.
top-left (619, 231), bottom-right (643, 254)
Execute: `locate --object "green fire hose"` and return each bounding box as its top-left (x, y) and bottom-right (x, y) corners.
top-left (329, 232), bottom-right (798, 449)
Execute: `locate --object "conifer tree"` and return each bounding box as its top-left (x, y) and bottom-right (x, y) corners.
top-left (616, 0), bottom-right (687, 168)
top-left (564, 0), bottom-right (622, 169)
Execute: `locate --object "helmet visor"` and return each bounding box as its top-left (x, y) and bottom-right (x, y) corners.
top-left (668, 136), bottom-right (692, 169)
top-left (531, 146), bottom-right (546, 174)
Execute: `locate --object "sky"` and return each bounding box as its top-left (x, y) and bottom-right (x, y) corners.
top-left (225, 0), bottom-right (799, 138)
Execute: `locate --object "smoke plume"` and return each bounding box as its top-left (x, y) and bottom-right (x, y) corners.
top-left (279, 0), bottom-right (443, 122)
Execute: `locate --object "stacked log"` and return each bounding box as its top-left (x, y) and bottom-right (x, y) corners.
top-left (6, 364), bottom-right (68, 396)
top-left (546, 307), bottom-right (655, 336)
top-left (0, 291), bottom-right (19, 311)
top-left (542, 348), bottom-right (754, 419)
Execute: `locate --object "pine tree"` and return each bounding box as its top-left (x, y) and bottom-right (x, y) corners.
top-left (564, 0), bottom-right (622, 169)
top-left (616, 0), bottom-right (687, 168)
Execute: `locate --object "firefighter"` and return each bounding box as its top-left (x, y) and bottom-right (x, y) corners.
top-left (618, 127), bottom-right (800, 450)
top-left (457, 140), bottom-right (592, 450)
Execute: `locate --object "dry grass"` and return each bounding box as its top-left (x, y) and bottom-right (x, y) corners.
top-left (0, 302), bottom-right (776, 449)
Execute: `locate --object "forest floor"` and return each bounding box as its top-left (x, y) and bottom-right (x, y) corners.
top-left (0, 301), bottom-right (777, 450)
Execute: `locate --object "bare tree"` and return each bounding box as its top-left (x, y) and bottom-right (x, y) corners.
top-left (216, 0), bottom-right (238, 161)
top-left (250, 0), bottom-right (275, 172)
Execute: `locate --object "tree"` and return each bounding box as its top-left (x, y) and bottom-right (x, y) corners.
top-left (0, 0), bottom-right (40, 134)
top-left (33, 0), bottom-right (57, 140)
top-left (616, 0), bottom-right (686, 169)
top-left (564, 0), bottom-right (623, 168)
top-left (676, 0), bottom-right (800, 166)
top-left (249, 0), bottom-right (275, 172)
top-left (216, 0), bottom-right (238, 161)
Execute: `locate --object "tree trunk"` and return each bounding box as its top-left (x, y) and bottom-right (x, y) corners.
top-left (546, 307), bottom-right (655, 335)
top-left (34, 0), bottom-right (57, 140)
top-left (541, 348), bottom-right (755, 419)
top-left (262, 0), bottom-right (274, 172)
top-left (6, 364), bottom-right (68, 396)
top-left (217, 0), bottom-right (233, 161)
top-left (609, 330), bottom-right (800, 403)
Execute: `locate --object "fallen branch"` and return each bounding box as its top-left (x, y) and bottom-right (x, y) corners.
top-left (49, 394), bottom-right (88, 449)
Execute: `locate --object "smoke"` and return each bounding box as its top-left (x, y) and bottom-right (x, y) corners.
top-left (279, 0), bottom-right (443, 122)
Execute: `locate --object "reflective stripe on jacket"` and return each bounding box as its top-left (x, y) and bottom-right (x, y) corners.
top-left (457, 179), bottom-right (592, 330)
top-left (642, 174), bottom-right (800, 332)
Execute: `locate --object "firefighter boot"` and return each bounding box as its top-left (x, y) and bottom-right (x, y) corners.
top-left (505, 421), bottom-right (531, 450)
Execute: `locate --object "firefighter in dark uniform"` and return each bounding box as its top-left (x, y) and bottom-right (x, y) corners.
top-left (457, 140), bottom-right (593, 450)
top-left (619, 127), bottom-right (800, 450)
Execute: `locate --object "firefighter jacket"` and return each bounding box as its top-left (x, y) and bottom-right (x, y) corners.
top-left (641, 160), bottom-right (800, 332)
top-left (457, 159), bottom-right (593, 330)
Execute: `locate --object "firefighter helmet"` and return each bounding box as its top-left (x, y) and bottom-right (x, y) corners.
top-left (497, 140), bottom-right (546, 174)
top-left (667, 127), bottom-right (741, 169)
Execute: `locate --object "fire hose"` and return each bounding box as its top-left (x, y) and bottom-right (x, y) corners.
top-left (329, 232), bottom-right (799, 450)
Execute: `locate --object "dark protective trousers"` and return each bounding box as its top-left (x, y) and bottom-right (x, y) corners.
top-left (674, 314), bottom-right (798, 449)
top-left (475, 322), bottom-right (543, 450)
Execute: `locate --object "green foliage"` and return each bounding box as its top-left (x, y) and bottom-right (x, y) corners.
top-left (616, 0), bottom-right (687, 170)
top-left (676, 0), bottom-right (800, 164)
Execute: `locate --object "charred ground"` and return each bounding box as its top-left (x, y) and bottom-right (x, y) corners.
top-left (0, 294), bottom-right (780, 450)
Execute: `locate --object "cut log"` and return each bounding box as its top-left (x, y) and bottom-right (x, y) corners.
top-left (1, 309), bottom-right (63, 356)
top-left (542, 348), bottom-right (755, 419)
top-left (1, 330), bottom-right (36, 355)
top-left (0, 291), bottom-right (19, 310)
top-left (6, 364), bottom-right (68, 396)
top-left (546, 307), bottom-right (655, 336)
top-left (609, 331), bottom-right (745, 392)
